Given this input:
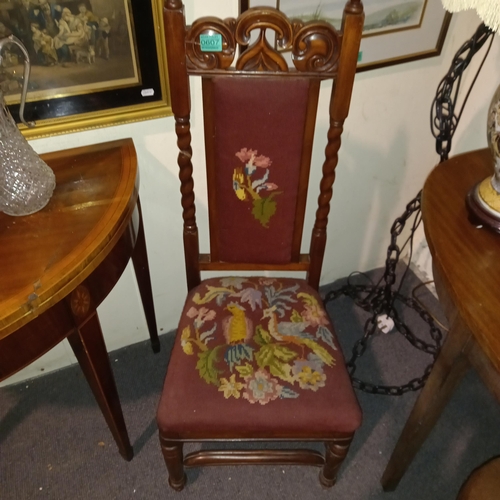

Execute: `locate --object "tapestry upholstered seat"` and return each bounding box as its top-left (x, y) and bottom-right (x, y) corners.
top-left (157, 0), bottom-right (365, 491)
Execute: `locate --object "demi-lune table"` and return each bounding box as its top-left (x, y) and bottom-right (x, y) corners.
top-left (381, 148), bottom-right (500, 490)
top-left (0, 139), bottom-right (158, 460)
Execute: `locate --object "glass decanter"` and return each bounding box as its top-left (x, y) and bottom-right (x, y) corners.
top-left (0, 35), bottom-right (55, 216)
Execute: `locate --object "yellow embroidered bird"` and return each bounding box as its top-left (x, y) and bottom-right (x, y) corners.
top-left (232, 167), bottom-right (248, 201)
top-left (223, 303), bottom-right (252, 345)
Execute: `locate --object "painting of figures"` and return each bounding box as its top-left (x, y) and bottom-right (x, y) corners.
top-left (0, 0), bottom-right (168, 137)
top-left (0, 0), bottom-right (139, 103)
top-left (278, 0), bottom-right (427, 34)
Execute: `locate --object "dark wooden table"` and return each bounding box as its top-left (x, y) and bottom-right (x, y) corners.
top-left (0, 139), bottom-right (158, 460)
top-left (381, 148), bottom-right (500, 490)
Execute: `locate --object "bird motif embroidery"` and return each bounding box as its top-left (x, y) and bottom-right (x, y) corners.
top-left (262, 305), bottom-right (334, 367)
top-left (262, 306), bottom-right (311, 341)
top-left (181, 277), bottom-right (337, 404)
top-left (223, 303), bottom-right (252, 345)
top-left (232, 148), bottom-right (281, 227)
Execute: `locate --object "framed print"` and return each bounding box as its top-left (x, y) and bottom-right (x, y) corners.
top-left (0, 0), bottom-right (170, 139)
top-left (240, 0), bottom-right (452, 72)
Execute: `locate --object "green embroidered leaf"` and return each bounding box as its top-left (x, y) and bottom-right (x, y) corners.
top-left (290, 309), bottom-right (303, 323)
top-left (256, 344), bottom-right (295, 382)
top-left (273, 345), bottom-right (298, 363)
top-left (192, 286), bottom-right (232, 305)
top-left (255, 344), bottom-right (275, 368)
top-left (235, 362), bottom-right (254, 378)
top-left (301, 339), bottom-right (335, 367)
top-left (254, 325), bottom-right (272, 346)
top-left (269, 362), bottom-right (294, 382)
top-left (252, 194), bottom-right (279, 228)
top-left (196, 347), bottom-right (222, 386)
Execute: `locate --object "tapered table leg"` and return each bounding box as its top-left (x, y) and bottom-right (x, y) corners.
top-left (132, 198), bottom-right (160, 353)
top-left (381, 317), bottom-right (473, 491)
top-left (67, 313), bottom-right (133, 461)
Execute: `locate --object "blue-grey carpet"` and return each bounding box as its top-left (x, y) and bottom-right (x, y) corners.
top-left (1, 267), bottom-right (498, 499)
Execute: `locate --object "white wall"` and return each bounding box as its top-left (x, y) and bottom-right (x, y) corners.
top-left (3, 2), bottom-right (499, 385)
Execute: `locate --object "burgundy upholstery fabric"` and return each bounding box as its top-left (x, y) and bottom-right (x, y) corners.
top-left (209, 77), bottom-right (310, 264)
top-left (157, 277), bottom-right (362, 439)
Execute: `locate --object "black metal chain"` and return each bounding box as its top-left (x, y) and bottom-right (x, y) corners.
top-left (325, 282), bottom-right (442, 395)
top-left (324, 23), bottom-right (495, 396)
top-left (432, 23), bottom-right (494, 163)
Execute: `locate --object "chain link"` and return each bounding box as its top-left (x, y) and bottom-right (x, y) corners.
top-left (431, 23), bottom-right (493, 162)
top-left (323, 191), bottom-right (443, 396)
top-left (324, 23), bottom-right (494, 396)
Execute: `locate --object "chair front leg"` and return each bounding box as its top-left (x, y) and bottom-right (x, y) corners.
top-left (319, 435), bottom-right (354, 488)
top-left (160, 438), bottom-right (187, 491)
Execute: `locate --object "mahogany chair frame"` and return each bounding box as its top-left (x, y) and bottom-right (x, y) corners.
top-left (160, 0), bottom-right (364, 491)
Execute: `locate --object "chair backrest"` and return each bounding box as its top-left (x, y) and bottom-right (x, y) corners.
top-left (164, 0), bottom-right (364, 292)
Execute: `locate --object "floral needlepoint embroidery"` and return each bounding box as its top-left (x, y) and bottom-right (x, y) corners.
top-left (181, 278), bottom-right (339, 405)
top-left (219, 374), bottom-right (244, 399)
top-left (232, 148), bottom-right (281, 227)
top-left (243, 369), bottom-right (282, 405)
top-left (292, 355), bottom-right (327, 391)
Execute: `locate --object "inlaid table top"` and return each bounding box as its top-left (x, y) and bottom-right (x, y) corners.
top-left (0, 138), bottom-right (137, 339)
top-left (0, 138), bottom-right (159, 460)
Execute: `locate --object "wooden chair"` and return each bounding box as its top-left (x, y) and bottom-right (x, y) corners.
top-left (157, 0), bottom-right (364, 491)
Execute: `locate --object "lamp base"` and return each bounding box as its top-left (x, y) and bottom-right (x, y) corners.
top-left (466, 176), bottom-right (500, 233)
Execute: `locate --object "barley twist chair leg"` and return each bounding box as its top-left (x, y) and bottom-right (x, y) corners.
top-left (319, 437), bottom-right (353, 488)
top-left (160, 440), bottom-right (187, 491)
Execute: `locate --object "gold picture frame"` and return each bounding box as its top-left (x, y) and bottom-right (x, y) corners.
top-left (1, 0), bottom-right (170, 139)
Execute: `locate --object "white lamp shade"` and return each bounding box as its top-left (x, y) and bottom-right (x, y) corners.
top-left (441, 0), bottom-right (500, 31)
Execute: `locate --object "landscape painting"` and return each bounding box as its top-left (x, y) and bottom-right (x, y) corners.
top-left (278, 0), bottom-right (427, 35)
top-left (242, 0), bottom-right (450, 71)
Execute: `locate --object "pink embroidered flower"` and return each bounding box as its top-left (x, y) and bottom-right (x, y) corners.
top-left (301, 303), bottom-right (329, 327)
top-left (243, 369), bottom-right (282, 405)
top-left (261, 182), bottom-right (278, 191)
top-left (187, 307), bottom-right (198, 318)
top-left (235, 148), bottom-right (272, 175)
top-left (253, 154), bottom-right (272, 169)
top-left (187, 307), bottom-right (216, 328)
top-left (233, 148), bottom-right (280, 227)
top-left (258, 278), bottom-right (276, 286)
top-left (235, 147), bottom-right (257, 163)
